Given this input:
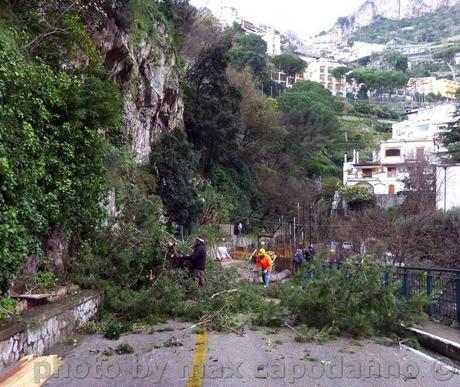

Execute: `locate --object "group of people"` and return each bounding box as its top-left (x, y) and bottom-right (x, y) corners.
top-left (293, 245), bottom-right (316, 271)
top-left (168, 236), bottom-right (315, 289)
top-left (254, 245), bottom-right (316, 288)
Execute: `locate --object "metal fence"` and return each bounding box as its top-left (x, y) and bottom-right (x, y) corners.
top-left (323, 263), bottom-right (460, 325)
top-left (395, 266), bottom-right (460, 325)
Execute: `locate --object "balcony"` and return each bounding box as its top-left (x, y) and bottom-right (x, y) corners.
top-left (382, 156), bottom-right (403, 164)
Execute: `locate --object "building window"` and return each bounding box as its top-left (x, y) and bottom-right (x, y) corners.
top-left (362, 168), bottom-right (373, 178)
top-left (387, 167), bottom-right (396, 177)
top-left (385, 149), bottom-right (401, 157)
top-left (388, 184), bottom-right (395, 194)
top-left (320, 66), bottom-right (325, 73)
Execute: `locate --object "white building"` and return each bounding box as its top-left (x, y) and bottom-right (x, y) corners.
top-left (219, 6), bottom-right (240, 27)
top-left (270, 57), bottom-right (350, 96)
top-left (219, 4), bottom-right (282, 57)
top-left (343, 104), bottom-right (456, 196)
top-left (408, 77), bottom-right (460, 100)
top-left (436, 164), bottom-right (460, 211)
top-left (302, 57), bottom-right (348, 96)
top-left (341, 41), bottom-right (386, 64)
top-left (262, 32), bottom-right (281, 56)
top-left (455, 53), bottom-right (460, 66)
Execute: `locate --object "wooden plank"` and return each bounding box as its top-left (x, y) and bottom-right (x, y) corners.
top-left (0, 355), bottom-right (62, 387)
top-left (0, 356), bottom-right (34, 385)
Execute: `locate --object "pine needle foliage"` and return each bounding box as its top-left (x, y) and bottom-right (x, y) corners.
top-left (279, 257), bottom-right (428, 337)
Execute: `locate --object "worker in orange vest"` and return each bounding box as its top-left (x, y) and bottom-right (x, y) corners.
top-left (255, 248), bottom-right (273, 288)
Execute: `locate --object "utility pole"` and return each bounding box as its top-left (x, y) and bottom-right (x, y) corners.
top-left (297, 202), bottom-right (300, 247)
top-left (443, 165), bottom-right (448, 212)
top-left (302, 203), bottom-right (306, 247)
top-left (293, 217), bottom-right (296, 251)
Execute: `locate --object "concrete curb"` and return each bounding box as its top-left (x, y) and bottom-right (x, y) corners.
top-left (406, 326), bottom-right (460, 362)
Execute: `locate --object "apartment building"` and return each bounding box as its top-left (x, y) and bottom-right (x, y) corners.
top-left (303, 58), bottom-right (348, 96)
top-left (408, 77), bottom-right (460, 99)
top-left (262, 32), bottom-right (281, 56)
top-left (343, 104), bottom-right (456, 196)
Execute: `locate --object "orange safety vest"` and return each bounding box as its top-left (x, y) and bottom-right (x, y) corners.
top-left (256, 254), bottom-right (273, 271)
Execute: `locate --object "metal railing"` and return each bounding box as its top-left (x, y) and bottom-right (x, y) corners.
top-left (321, 263), bottom-right (460, 325)
top-left (396, 266), bottom-right (460, 325)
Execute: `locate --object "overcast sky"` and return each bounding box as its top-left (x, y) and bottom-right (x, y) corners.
top-left (190, 0), bottom-right (365, 38)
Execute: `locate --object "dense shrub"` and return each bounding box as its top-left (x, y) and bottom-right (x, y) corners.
top-left (279, 257), bottom-right (428, 337)
top-left (0, 38), bottom-right (122, 292)
top-left (0, 296), bottom-right (18, 319)
top-left (352, 101), bottom-right (400, 119)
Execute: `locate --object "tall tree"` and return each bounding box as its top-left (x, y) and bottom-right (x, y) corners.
top-left (230, 33), bottom-right (268, 80)
top-left (347, 69), bottom-right (408, 98)
top-left (227, 67), bottom-right (285, 162)
top-left (184, 35), bottom-right (241, 175)
top-left (442, 103), bottom-right (460, 161)
top-left (271, 54), bottom-right (306, 78)
top-left (151, 129), bottom-right (203, 228)
top-left (278, 81), bottom-right (340, 155)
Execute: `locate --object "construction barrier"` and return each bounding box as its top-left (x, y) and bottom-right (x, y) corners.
top-left (233, 246), bottom-right (254, 260)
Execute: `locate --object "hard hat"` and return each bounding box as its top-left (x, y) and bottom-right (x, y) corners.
top-left (258, 248), bottom-right (266, 255)
top-left (167, 241), bottom-right (174, 248)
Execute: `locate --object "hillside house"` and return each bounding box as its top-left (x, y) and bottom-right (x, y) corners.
top-left (343, 104), bottom-right (455, 197)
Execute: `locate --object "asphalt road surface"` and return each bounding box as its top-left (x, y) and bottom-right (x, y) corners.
top-left (43, 321), bottom-right (460, 387)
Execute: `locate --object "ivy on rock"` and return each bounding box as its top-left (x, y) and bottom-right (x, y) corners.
top-left (0, 39), bottom-right (122, 291)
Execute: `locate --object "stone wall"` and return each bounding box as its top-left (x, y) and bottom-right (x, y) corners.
top-left (0, 290), bottom-right (103, 371)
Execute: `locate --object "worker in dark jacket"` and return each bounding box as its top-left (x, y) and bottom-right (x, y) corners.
top-left (182, 236), bottom-right (207, 286)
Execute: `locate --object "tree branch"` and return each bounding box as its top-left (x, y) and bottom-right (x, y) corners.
top-left (210, 288), bottom-right (238, 299)
top-left (25, 27), bottom-right (70, 49)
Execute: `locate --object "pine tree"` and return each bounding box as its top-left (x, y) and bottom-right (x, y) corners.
top-left (442, 103), bottom-right (460, 162)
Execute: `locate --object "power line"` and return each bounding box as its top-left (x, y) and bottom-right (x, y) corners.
top-left (232, 215), bottom-right (460, 229)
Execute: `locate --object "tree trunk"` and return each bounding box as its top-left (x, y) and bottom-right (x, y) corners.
top-left (42, 228), bottom-right (69, 276)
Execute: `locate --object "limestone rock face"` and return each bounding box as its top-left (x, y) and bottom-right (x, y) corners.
top-left (333, 0), bottom-right (459, 36)
top-left (92, 18), bottom-right (184, 163)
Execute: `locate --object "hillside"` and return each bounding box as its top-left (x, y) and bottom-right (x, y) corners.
top-left (350, 3), bottom-right (460, 44)
top-left (330, 0), bottom-right (459, 38)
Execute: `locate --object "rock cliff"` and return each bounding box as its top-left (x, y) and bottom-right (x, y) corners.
top-left (333, 0), bottom-right (459, 36)
top-left (91, 16), bottom-right (183, 163)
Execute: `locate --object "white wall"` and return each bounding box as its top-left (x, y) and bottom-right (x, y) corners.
top-left (436, 165), bottom-right (460, 211)
top-left (379, 139), bottom-right (442, 164)
top-left (262, 33), bottom-right (281, 56)
top-left (303, 58), bottom-right (347, 96)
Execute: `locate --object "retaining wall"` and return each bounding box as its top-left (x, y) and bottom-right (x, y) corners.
top-left (0, 290), bottom-right (103, 371)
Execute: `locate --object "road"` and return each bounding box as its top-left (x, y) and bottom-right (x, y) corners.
top-left (43, 321), bottom-right (460, 387)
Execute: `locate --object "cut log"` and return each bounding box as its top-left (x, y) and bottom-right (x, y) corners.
top-left (240, 269), bottom-right (292, 284)
top-left (0, 355), bottom-right (62, 387)
top-left (270, 269), bottom-right (292, 282)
